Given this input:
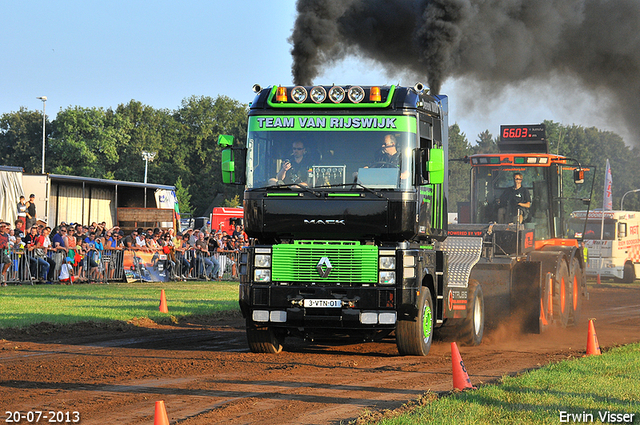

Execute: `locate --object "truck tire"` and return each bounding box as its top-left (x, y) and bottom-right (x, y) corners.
top-left (459, 280), bottom-right (484, 346)
top-left (246, 321), bottom-right (284, 354)
top-left (622, 262), bottom-right (636, 283)
top-left (553, 259), bottom-right (571, 328)
top-left (396, 286), bottom-right (434, 356)
top-left (569, 257), bottom-right (584, 325)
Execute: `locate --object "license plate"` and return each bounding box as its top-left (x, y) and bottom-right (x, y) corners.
top-left (304, 299), bottom-right (342, 308)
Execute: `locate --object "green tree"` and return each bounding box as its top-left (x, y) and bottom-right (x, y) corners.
top-left (448, 123), bottom-right (472, 212)
top-left (174, 95), bottom-right (248, 215)
top-left (544, 120), bottom-right (640, 211)
top-left (174, 176), bottom-right (193, 215)
top-left (0, 107), bottom-right (51, 173)
top-left (113, 100), bottom-right (170, 183)
top-left (49, 106), bottom-right (128, 178)
top-left (222, 195), bottom-right (241, 207)
top-left (473, 130), bottom-right (498, 154)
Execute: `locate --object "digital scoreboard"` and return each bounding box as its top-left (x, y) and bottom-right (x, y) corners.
top-left (498, 124), bottom-right (548, 153)
top-left (500, 124), bottom-right (546, 141)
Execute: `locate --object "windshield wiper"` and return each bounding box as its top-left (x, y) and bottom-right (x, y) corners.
top-left (269, 183), bottom-right (322, 197)
top-left (321, 182), bottom-right (385, 198)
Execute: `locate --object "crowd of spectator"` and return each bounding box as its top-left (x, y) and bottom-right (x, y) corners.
top-left (0, 214), bottom-right (248, 285)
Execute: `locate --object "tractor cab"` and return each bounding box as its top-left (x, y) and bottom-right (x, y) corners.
top-left (458, 124), bottom-right (595, 252)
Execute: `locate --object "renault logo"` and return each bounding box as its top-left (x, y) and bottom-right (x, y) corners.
top-left (317, 257), bottom-right (332, 278)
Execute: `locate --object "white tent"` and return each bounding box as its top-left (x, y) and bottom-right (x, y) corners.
top-left (0, 166), bottom-right (25, 224)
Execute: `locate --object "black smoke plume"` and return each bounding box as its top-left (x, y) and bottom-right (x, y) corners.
top-left (290, 0), bottom-right (640, 144)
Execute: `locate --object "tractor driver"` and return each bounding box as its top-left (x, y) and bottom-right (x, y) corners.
top-left (497, 172), bottom-right (531, 223)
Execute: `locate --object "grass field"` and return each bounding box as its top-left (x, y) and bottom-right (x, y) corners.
top-left (0, 281), bottom-right (239, 329)
top-left (363, 342), bottom-right (640, 425)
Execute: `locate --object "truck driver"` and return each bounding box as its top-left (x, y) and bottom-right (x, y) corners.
top-left (269, 141), bottom-right (313, 186)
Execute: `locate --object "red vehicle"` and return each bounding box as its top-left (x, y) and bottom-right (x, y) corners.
top-left (211, 207), bottom-right (244, 233)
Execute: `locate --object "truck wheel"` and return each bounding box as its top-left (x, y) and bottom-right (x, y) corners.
top-left (459, 280), bottom-right (484, 346)
top-left (622, 262), bottom-right (636, 283)
top-left (553, 259), bottom-right (571, 327)
top-left (569, 257), bottom-right (584, 325)
top-left (396, 286), bottom-right (434, 356)
top-left (246, 321), bottom-right (284, 354)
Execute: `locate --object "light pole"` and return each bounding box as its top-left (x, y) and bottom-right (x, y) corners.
top-left (620, 189), bottom-right (640, 210)
top-left (141, 151), bottom-right (157, 209)
top-left (141, 150), bottom-right (157, 184)
top-left (36, 96), bottom-right (47, 174)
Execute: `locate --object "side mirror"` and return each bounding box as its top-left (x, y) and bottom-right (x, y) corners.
top-left (221, 148), bottom-right (236, 184)
top-left (218, 134), bottom-right (234, 147)
top-left (218, 135), bottom-right (246, 185)
top-left (427, 148), bottom-right (445, 184)
top-left (573, 168), bottom-right (584, 184)
top-left (618, 222), bottom-right (627, 239)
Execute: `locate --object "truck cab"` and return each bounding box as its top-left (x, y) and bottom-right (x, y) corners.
top-left (220, 84), bottom-right (463, 355)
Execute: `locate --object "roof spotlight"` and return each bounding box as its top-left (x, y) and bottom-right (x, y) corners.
top-left (348, 86), bottom-right (365, 103)
top-left (291, 86), bottom-right (308, 103)
top-left (310, 86), bottom-right (327, 103)
top-left (328, 86), bottom-right (345, 103)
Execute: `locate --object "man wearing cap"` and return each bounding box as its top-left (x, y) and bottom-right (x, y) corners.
top-left (26, 194), bottom-right (37, 229)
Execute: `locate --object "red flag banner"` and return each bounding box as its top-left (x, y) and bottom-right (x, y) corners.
top-left (603, 159), bottom-right (613, 211)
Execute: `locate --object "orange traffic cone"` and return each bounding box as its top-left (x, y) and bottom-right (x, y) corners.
top-left (154, 400), bottom-right (170, 425)
top-left (586, 319), bottom-right (601, 355)
top-left (451, 342), bottom-right (476, 390)
top-left (596, 274), bottom-right (602, 285)
top-left (159, 289), bottom-right (168, 314)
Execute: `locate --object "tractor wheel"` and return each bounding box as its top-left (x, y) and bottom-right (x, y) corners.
top-left (246, 321), bottom-right (284, 353)
top-left (396, 286), bottom-right (434, 356)
top-left (569, 257), bottom-right (584, 325)
top-left (553, 259), bottom-right (571, 328)
top-left (458, 280), bottom-right (485, 346)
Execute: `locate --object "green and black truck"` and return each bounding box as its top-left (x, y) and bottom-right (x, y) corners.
top-left (219, 84), bottom-right (486, 355)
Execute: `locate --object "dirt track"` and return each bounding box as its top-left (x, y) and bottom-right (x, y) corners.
top-left (1, 283), bottom-right (639, 424)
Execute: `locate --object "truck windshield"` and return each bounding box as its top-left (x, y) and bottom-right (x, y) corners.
top-left (245, 115), bottom-right (416, 190)
top-left (567, 219), bottom-right (615, 240)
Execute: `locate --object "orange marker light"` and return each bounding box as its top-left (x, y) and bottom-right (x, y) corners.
top-left (275, 86), bottom-right (288, 102)
top-left (370, 86), bottom-right (381, 102)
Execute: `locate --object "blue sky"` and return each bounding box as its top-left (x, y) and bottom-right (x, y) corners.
top-left (1, 1), bottom-right (623, 144)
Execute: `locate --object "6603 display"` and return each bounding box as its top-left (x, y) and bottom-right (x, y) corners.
top-left (500, 124), bottom-right (545, 141)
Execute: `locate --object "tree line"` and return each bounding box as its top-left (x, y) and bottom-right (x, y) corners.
top-left (2, 97), bottom-right (639, 216)
top-left (0, 96), bottom-right (248, 216)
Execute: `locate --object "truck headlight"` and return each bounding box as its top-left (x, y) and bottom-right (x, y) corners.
top-left (255, 269), bottom-right (271, 282)
top-left (255, 254), bottom-right (271, 268)
top-left (379, 271), bottom-right (396, 285)
top-left (379, 256), bottom-right (396, 270)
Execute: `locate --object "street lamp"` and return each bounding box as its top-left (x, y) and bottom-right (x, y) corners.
top-left (141, 150), bottom-right (157, 184)
top-left (36, 96), bottom-right (47, 174)
top-left (141, 151), bottom-right (157, 209)
top-left (620, 189), bottom-right (640, 210)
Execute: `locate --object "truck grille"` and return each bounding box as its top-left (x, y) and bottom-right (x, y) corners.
top-left (272, 240), bottom-right (378, 283)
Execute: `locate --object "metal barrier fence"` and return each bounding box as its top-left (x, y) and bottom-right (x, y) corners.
top-left (1, 248), bottom-right (239, 285)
